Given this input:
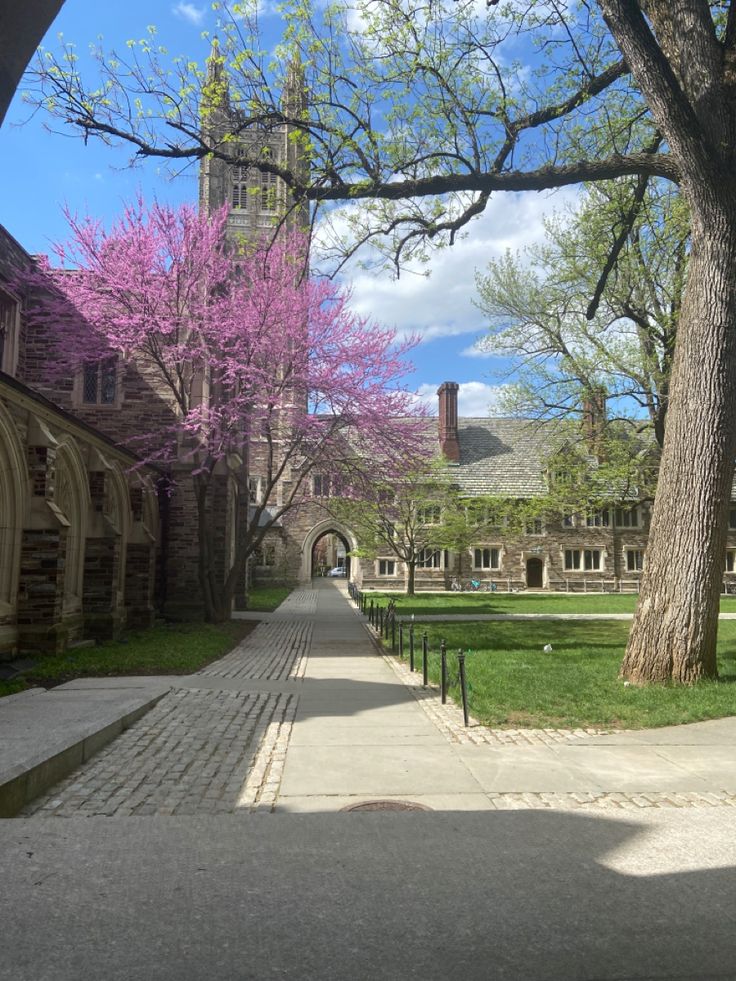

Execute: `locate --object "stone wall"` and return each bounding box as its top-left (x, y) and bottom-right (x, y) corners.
top-left (0, 373), bottom-right (159, 659)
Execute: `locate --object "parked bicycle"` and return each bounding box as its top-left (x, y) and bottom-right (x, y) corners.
top-left (463, 579), bottom-right (497, 592)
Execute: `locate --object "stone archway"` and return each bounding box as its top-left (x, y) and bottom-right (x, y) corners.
top-left (107, 463), bottom-right (132, 624)
top-left (55, 437), bottom-right (90, 617)
top-left (299, 519), bottom-right (359, 584)
top-left (0, 402), bottom-right (27, 655)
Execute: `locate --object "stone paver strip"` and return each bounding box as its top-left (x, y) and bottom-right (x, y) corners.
top-left (199, 619), bottom-right (312, 681)
top-left (21, 591), bottom-right (314, 819)
top-left (22, 687), bottom-right (295, 817)
top-left (485, 790), bottom-right (736, 810)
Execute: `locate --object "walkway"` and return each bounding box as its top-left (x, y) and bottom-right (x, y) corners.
top-left (5, 582), bottom-right (736, 981)
top-left (20, 579), bottom-right (736, 817)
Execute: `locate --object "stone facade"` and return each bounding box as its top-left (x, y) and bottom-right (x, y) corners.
top-left (0, 370), bottom-right (160, 659)
top-left (0, 226), bottom-right (162, 659)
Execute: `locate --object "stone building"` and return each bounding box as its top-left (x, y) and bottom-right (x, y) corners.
top-left (354, 383), bottom-right (655, 593)
top-left (0, 226), bottom-right (160, 659)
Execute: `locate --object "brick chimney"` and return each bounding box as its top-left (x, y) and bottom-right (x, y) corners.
top-left (581, 386), bottom-right (607, 457)
top-left (437, 381), bottom-right (460, 462)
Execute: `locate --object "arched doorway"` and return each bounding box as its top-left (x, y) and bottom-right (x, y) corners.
top-left (526, 557), bottom-right (544, 589)
top-left (311, 530), bottom-right (351, 580)
top-left (300, 519), bottom-right (358, 584)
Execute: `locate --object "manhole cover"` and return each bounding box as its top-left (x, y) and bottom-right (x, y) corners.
top-left (342, 800), bottom-right (431, 812)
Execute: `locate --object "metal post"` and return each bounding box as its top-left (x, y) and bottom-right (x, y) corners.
top-left (409, 622), bottom-right (415, 672)
top-left (422, 632), bottom-right (428, 686)
top-left (399, 623), bottom-right (404, 659)
top-left (379, 607), bottom-right (384, 635)
top-left (369, 599), bottom-right (374, 626)
top-left (391, 615), bottom-right (396, 652)
top-left (440, 640), bottom-right (447, 705)
top-left (458, 649), bottom-right (469, 726)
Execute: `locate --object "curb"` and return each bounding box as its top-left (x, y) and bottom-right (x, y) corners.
top-left (0, 688), bottom-right (169, 817)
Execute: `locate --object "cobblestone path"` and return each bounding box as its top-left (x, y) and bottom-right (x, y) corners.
top-left (199, 620), bottom-right (312, 681)
top-left (24, 688), bottom-right (295, 817)
top-left (23, 612), bottom-right (307, 818)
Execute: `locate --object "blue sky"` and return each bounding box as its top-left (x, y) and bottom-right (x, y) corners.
top-left (1, 0), bottom-right (582, 416)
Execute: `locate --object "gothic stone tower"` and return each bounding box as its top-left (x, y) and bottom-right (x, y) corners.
top-left (198, 41), bottom-right (309, 245)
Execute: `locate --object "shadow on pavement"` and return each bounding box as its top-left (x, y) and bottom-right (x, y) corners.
top-left (2, 808), bottom-right (736, 981)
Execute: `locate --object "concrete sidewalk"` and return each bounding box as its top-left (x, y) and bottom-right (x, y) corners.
top-left (274, 581), bottom-right (736, 813)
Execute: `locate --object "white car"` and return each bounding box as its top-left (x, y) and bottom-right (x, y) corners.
top-left (327, 566), bottom-right (346, 577)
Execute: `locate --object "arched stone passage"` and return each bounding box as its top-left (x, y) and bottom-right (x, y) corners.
top-left (108, 463), bottom-right (132, 606)
top-left (299, 519), bottom-right (359, 584)
top-left (0, 402), bottom-right (27, 655)
top-left (125, 476), bottom-right (159, 629)
top-left (55, 437), bottom-right (90, 618)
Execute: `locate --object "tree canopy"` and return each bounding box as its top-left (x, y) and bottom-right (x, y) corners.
top-left (24, 1), bottom-right (736, 682)
top-left (475, 181), bottom-right (688, 447)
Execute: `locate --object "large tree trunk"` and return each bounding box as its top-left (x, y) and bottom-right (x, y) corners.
top-left (406, 561), bottom-right (416, 596)
top-left (621, 195), bottom-right (736, 683)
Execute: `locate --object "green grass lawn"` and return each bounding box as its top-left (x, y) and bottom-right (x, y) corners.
top-left (390, 619), bottom-right (736, 730)
top-left (0, 589), bottom-right (292, 699)
top-left (0, 620), bottom-right (255, 697)
top-left (0, 678), bottom-right (30, 699)
top-left (371, 591), bottom-right (736, 616)
top-left (246, 586), bottom-right (292, 612)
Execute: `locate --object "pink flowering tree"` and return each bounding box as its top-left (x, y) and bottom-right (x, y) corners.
top-left (26, 199), bottom-right (430, 621)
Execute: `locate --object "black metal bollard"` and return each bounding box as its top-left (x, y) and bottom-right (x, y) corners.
top-left (399, 623), bottom-right (404, 659)
top-left (379, 606), bottom-right (384, 635)
top-left (391, 615), bottom-right (396, 652)
top-left (409, 622), bottom-right (415, 672)
top-left (369, 599), bottom-right (374, 626)
top-left (422, 632), bottom-right (428, 687)
top-left (440, 640), bottom-right (447, 704)
top-left (457, 649), bottom-right (469, 726)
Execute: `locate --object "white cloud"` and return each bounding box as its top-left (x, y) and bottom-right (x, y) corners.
top-left (172, 2), bottom-right (206, 26)
top-left (460, 343), bottom-right (495, 358)
top-left (416, 381), bottom-right (506, 418)
top-left (330, 187), bottom-right (581, 345)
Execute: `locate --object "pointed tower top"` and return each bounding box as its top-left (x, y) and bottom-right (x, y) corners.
top-left (283, 52), bottom-right (306, 118)
top-left (203, 35), bottom-right (230, 115)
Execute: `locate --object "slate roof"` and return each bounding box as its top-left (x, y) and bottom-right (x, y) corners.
top-left (448, 417), bottom-right (566, 498)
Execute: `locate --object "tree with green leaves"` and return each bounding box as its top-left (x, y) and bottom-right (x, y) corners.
top-left (475, 182), bottom-right (688, 449)
top-left (333, 465), bottom-right (463, 595)
top-left (25, 2), bottom-right (736, 683)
